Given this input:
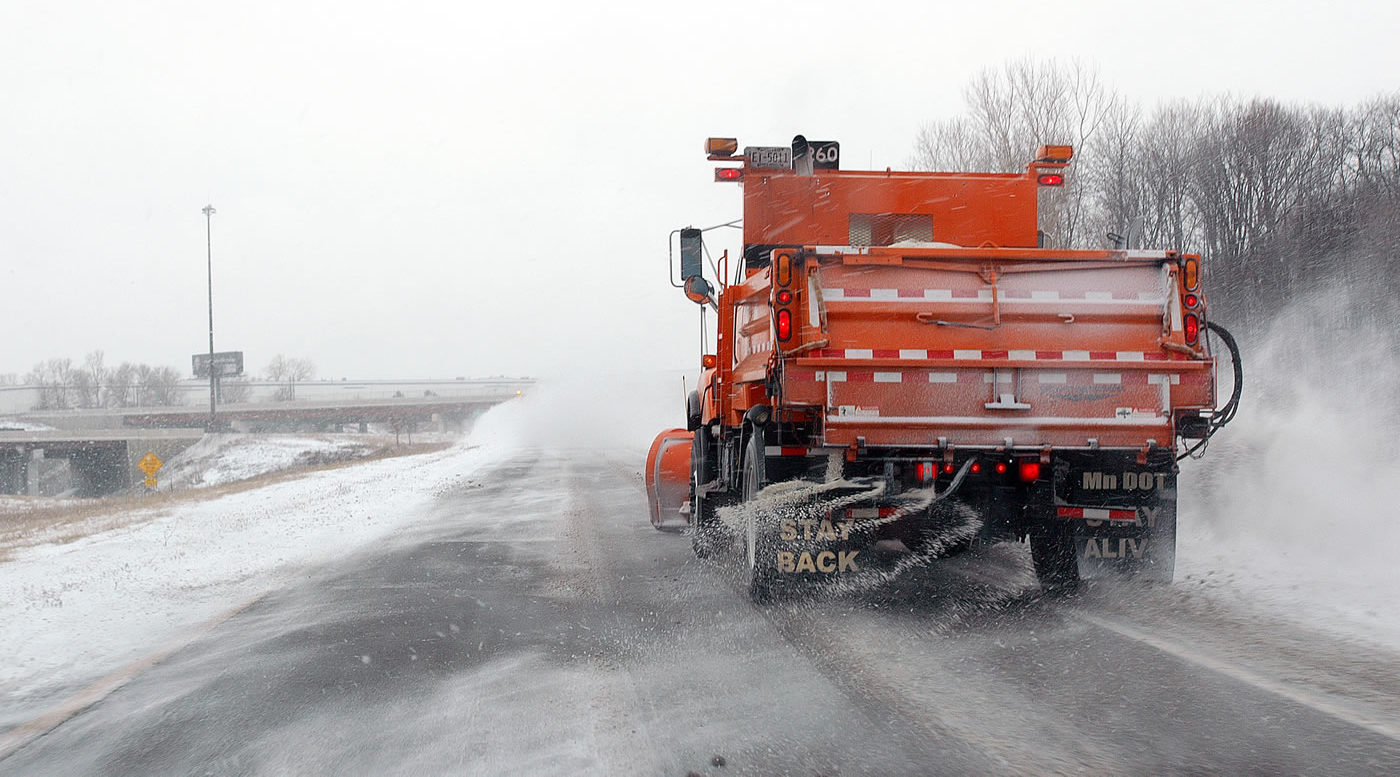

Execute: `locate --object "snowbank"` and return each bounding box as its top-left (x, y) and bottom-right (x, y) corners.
top-left (156, 434), bottom-right (380, 489)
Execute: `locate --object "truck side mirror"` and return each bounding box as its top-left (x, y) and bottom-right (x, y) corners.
top-left (685, 275), bottom-right (714, 305)
top-left (680, 228), bottom-right (704, 282)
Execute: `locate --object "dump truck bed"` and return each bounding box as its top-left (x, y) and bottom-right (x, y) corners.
top-left (776, 246), bottom-right (1213, 450)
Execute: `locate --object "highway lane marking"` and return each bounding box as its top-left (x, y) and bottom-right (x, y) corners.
top-left (1074, 611), bottom-right (1400, 743)
top-left (0, 593), bottom-right (267, 764)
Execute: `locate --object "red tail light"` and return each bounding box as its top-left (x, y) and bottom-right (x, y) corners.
top-left (1184, 313), bottom-right (1200, 345)
top-left (916, 462), bottom-right (934, 481)
top-left (995, 462), bottom-right (1008, 475)
top-left (1183, 293), bottom-right (1200, 309)
top-left (776, 309), bottom-right (792, 341)
top-left (715, 168), bottom-right (743, 182)
top-left (970, 461), bottom-right (982, 474)
top-left (942, 463), bottom-right (954, 475)
top-left (1018, 461), bottom-right (1041, 482)
top-left (1037, 173), bottom-right (1064, 186)
top-left (776, 289), bottom-right (793, 305)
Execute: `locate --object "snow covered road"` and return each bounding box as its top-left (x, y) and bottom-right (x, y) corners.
top-left (3, 436), bottom-right (1400, 775)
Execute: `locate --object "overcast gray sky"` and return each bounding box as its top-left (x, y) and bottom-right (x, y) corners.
top-left (3, 0), bottom-right (1397, 381)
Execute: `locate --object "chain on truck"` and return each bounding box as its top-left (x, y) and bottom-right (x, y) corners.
top-left (645, 135), bottom-right (1243, 602)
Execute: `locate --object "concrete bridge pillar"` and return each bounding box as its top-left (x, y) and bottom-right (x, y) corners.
top-left (0, 447), bottom-right (26, 495)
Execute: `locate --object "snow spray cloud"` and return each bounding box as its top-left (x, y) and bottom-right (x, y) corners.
top-left (464, 370), bottom-right (696, 454)
top-left (1180, 283), bottom-right (1400, 573)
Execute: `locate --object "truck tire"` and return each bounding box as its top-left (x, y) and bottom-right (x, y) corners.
top-left (1030, 523), bottom-right (1080, 594)
top-left (741, 433), bottom-right (779, 603)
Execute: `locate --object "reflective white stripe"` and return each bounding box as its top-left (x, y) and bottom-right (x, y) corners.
top-left (983, 371), bottom-right (1013, 384)
top-left (924, 289), bottom-right (953, 300)
top-left (871, 288), bottom-right (899, 300)
top-left (1094, 373), bottom-right (1122, 384)
top-left (1138, 291), bottom-right (1162, 300)
top-left (1031, 290), bottom-right (1060, 300)
top-left (1147, 374), bottom-right (1182, 385)
top-left (928, 372), bottom-right (958, 383)
top-left (815, 371), bottom-right (825, 380)
top-left (826, 289), bottom-right (846, 300)
top-left (827, 415), bottom-right (1172, 427)
top-left (817, 349), bottom-right (1167, 362)
top-left (828, 371), bottom-right (847, 382)
top-left (1039, 373), bottom-right (1068, 384)
top-left (1082, 507), bottom-right (1112, 520)
top-left (1085, 291), bottom-right (1113, 300)
top-left (977, 289), bottom-right (996, 300)
top-left (873, 372), bottom-right (902, 383)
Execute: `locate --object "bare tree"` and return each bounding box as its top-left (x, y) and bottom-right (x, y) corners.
top-left (107, 362), bottom-right (136, 408)
top-left (909, 58), bottom-right (1121, 247)
top-left (135, 365), bottom-right (184, 406)
top-left (27, 358), bottom-right (75, 410)
top-left (267, 354), bottom-right (315, 401)
top-left (218, 377), bottom-right (252, 404)
top-left (85, 350), bottom-right (108, 408)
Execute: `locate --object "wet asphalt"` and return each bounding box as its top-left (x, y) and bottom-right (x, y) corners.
top-left (3, 449), bottom-right (1399, 776)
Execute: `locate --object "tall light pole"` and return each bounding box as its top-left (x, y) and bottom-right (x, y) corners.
top-left (203, 204), bottom-right (217, 432)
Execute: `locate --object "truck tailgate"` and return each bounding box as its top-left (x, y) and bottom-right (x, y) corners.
top-left (789, 256), bottom-right (1213, 449)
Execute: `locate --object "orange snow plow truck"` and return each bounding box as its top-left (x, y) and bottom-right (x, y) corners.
top-left (646, 136), bottom-right (1242, 601)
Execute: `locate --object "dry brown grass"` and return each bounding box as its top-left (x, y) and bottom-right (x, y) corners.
top-left (0, 442), bottom-right (452, 562)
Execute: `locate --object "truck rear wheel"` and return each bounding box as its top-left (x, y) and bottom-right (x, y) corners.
top-left (741, 433), bottom-right (779, 603)
top-left (1030, 524), bottom-right (1080, 594)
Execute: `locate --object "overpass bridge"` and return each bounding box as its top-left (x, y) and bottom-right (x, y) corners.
top-left (0, 379), bottom-right (531, 496)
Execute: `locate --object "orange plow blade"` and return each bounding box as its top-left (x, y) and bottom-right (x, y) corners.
top-left (645, 428), bottom-right (693, 531)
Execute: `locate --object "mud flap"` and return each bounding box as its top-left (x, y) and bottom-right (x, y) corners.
top-left (1053, 453), bottom-right (1178, 583)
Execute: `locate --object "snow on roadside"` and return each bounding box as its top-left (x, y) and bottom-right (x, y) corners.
top-left (0, 411), bottom-right (517, 729)
top-left (156, 433), bottom-right (380, 489)
top-left (0, 418), bottom-right (54, 432)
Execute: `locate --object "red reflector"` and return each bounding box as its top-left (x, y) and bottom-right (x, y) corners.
top-left (1184, 313), bottom-right (1200, 345)
top-left (995, 462), bottom-right (1008, 475)
top-left (970, 461), bottom-right (982, 474)
top-left (942, 463), bottom-right (954, 475)
top-left (715, 168), bottom-right (743, 181)
top-left (1037, 173), bottom-right (1064, 186)
top-left (776, 309), bottom-right (792, 341)
top-left (1184, 293), bottom-right (1199, 309)
top-left (776, 289), bottom-right (793, 305)
top-left (1018, 461), bottom-right (1041, 482)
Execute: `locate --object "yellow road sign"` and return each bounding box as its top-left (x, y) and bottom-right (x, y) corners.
top-left (138, 452), bottom-right (164, 476)
top-left (144, 476), bottom-right (158, 488)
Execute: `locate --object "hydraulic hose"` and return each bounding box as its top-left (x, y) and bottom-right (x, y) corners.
top-left (1177, 320), bottom-right (1244, 461)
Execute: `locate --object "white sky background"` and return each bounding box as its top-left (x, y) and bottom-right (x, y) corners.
top-left (2, 0), bottom-right (1396, 381)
